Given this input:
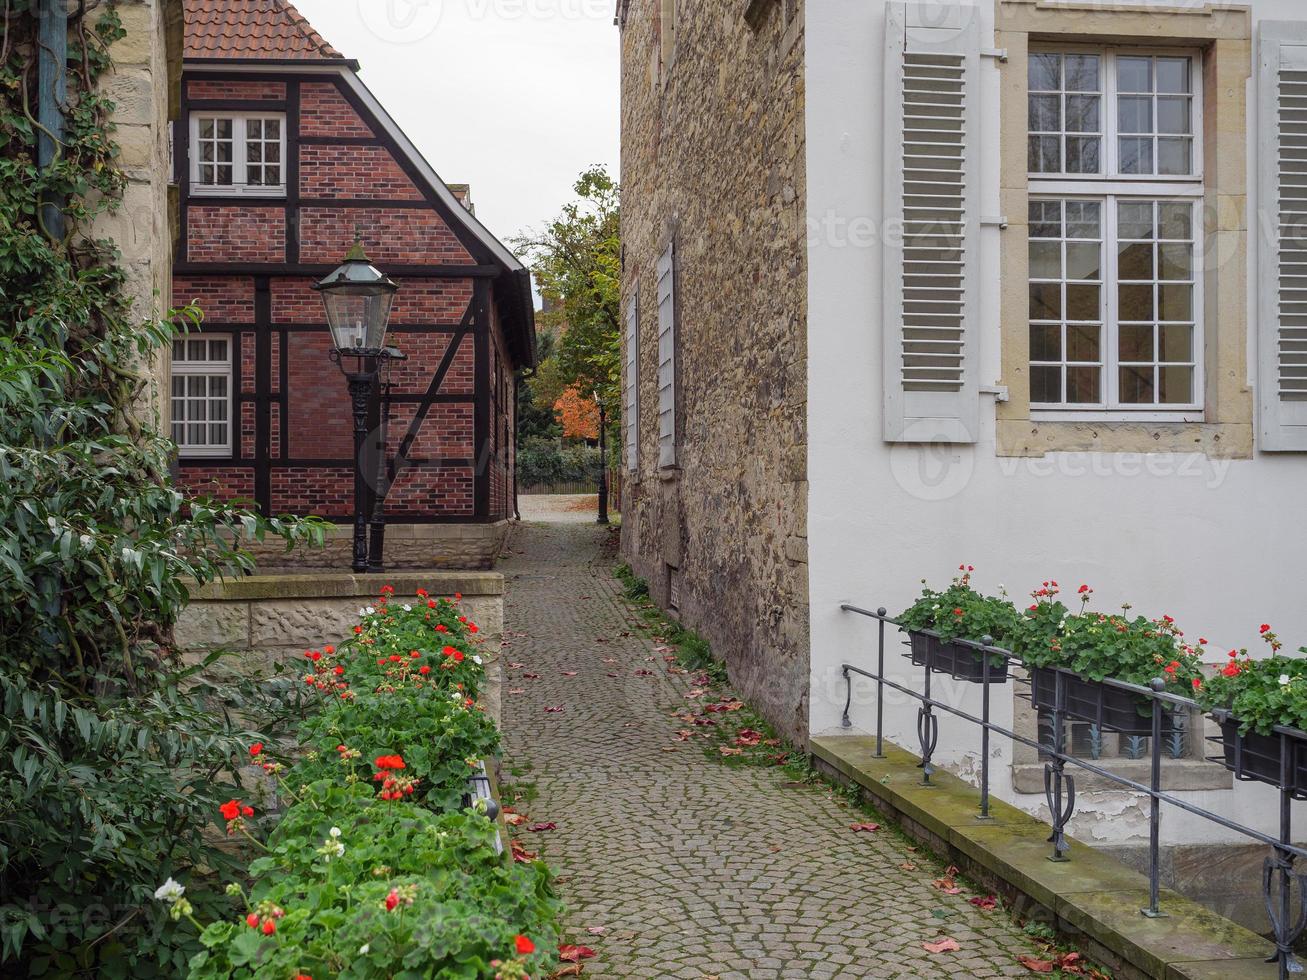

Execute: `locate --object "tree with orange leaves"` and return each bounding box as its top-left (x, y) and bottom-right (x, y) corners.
top-left (553, 385), bottom-right (599, 440)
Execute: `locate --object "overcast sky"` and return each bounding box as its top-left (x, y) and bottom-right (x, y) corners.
top-left (294, 0), bottom-right (620, 262)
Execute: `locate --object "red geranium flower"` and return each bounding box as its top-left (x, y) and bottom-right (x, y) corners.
top-left (375, 754), bottom-right (406, 771)
top-left (515, 935), bottom-right (535, 955)
top-left (419, 665), bottom-right (431, 675)
top-left (249, 742), bottom-right (263, 757)
top-left (385, 888), bottom-right (399, 911)
top-left (220, 799), bottom-right (241, 821)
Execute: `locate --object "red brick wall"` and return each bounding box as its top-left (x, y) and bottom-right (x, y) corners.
top-left (188, 206), bottom-right (285, 264)
top-left (299, 207), bottom-right (473, 265)
top-left (271, 466), bottom-right (354, 514)
top-left (187, 79), bottom-right (285, 101)
top-left (386, 466), bottom-right (474, 515)
top-left (173, 276), bottom-right (255, 322)
top-left (386, 333), bottom-right (473, 393)
top-left (176, 467), bottom-right (255, 500)
top-left (284, 332), bottom-right (356, 460)
top-left (385, 403), bottom-right (474, 458)
top-left (300, 82), bottom-right (374, 138)
top-left (390, 280), bottom-right (472, 323)
top-left (300, 144), bottom-right (422, 200)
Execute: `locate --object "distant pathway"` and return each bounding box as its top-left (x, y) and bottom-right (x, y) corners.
top-left (499, 514), bottom-right (1036, 979)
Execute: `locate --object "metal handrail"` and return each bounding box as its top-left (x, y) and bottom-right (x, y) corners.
top-left (839, 602), bottom-right (1307, 978)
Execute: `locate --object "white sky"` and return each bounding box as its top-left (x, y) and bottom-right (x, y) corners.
top-left (293, 0), bottom-right (620, 258)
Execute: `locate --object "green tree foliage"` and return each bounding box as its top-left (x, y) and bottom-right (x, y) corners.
top-left (0, 8), bottom-right (321, 974)
top-left (511, 166), bottom-right (621, 418)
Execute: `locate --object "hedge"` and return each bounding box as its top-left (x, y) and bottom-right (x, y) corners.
top-left (159, 588), bottom-right (561, 979)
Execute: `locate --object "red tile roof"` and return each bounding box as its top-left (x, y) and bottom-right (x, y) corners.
top-left (183, 0), bottom-right (347, 62)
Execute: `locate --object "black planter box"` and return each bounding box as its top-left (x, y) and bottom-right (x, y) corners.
top-left (1029, 666), bottom-right (1172, 735)
top-left (908, 632), bottom-right (1008, 685)
top-left (1216, 718), bottom-right (1307, 796)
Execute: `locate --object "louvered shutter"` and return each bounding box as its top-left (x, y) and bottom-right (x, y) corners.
top-left (882, 1), bottom-right (981, 443)
top-left (1259, 22), bottom-right (1307, 451)
top-left (657, 243), bottom-right (677, 467)
top-left (624, 289), bottom-right (640, 471)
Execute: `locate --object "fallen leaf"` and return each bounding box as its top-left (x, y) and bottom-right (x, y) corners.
top-left (899, 861), bottom-right (917, 871)
top-left (606, 673), bottom-right (619, 678)
top-left (558, 944), bottom-right (596, 963)
top-left (932, 877), bottom-right (963, 895)
top-left (769, 845), bottom-right (782, 853)
top-left (734, 729), bottom-right (763, 746)
top-left (526, 822), bottom-right (557, 832)
top-left (719, 746), bottom-right (744, 756)
top-left (561, 671), bottom-right (578, 677)
top-left (509, 840), bottom-right (536, 863)
top-left (685, 688), bottom-right (707, 699)
top-left (503, 813), bottom-right (528, 826)
top-left (585, 926), bottom-right (606, 935)
top-left (922, 938), bottom-right (961, 954)
top-left (661, 746), bottom-right (679, 753)
top-left (544, 706), bottom-right (564, 713)
top-left (552, 966), bottom-right (583, 977)
top-left (508, 662), bottom-right (526, 669)
top-left (1017, 955), bottom-right (1055, 973)
top-left (849, 822), bottom-right (880, 833)
top-left (763, 738), bottom-right (781, 747)
top-left (969, 895), bottom-right (998, 911)
top-left (622, 722), bottom-right (637, 728)
top-left (635, 669), bottom-right (655, 676)
top-left (704, 700), bottom-right (744, 713)
top-left (524, 673), bottom-right (541, 680)
top-left (602, 657), bottom-right (617, 664)
top-left (692, 717), bottom-right (717, 727)
top-left (674, 730), bottom-right (693, 742)
top-left (509, 688), bottom-right (525, 695)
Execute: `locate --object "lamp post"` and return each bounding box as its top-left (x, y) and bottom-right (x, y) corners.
top-left (314, 237), bottom-right (398, 573)
top-left (594, 392), bottom-right (609, 525)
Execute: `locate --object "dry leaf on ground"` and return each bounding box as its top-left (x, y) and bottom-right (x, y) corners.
top-left (922, 938), bottom-right (961, 954)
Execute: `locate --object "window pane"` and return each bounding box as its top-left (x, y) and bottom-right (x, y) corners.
top-left (171, 375), bottom-right (185, 396)
top-left (1159, 243), bottom-right (1192, 280)
top-left (265, 118), bottom-right (280, 138)
top-left (248, 142), bottom-right (263, 163)
top-left (1067, 324), bottom-right (1100, 361)
top-left (172, 339), bottom-right (185, 360)
top-left (1118, 56), bottom-right (1152, 94)
top-left (1119, 137), bottom-right (1153, 175)
top-left (1030, 283), bottom-right (1062, 319)
top-left (1065, 283), bottom-right (1100, 320)
top-left (209, 339), bottom-right (228, 360)
top-left (1029, 53), bottom-right (1061, 92)
top-left (1119, 365), bottom-right (1155, 403)
top-left (1065, 136), bottom-right (1100, 174)
top-left (1029, 135), bottom-right (1061, 172)
top-left (1030, 94), bottom-right (1061, 131)
top-left (1118, 202), bottom-right (1155, 240)
top-left (1031, 365), bottom-right (1062, 403)
top-left (1119, 284), bottom-right (1154, 320)
top-left (188, 423), bottom-right (205, 444)
top-left (1029, 201), bottom-right (1062, 238)
top-left (190, 397), bottom-right (207, 421)
top-left (1065, 201), bottom-right (1100, 238)
top-left (1158, 283), bottom-right (1192, 320)
top-left (1118, 96), bottom-right (1152, 134)
top-left (265, 164), bottom-right (281, 185)
top-left (200, 142), bottom-right (215, 163)
top-left (211, 398), bottom-right (228, 420)
top-left (209, 423), bottom-right (226, 444)
top-left (216, 165), bottom-right (233, 186)
top-left (1159, 323), bottom-right (1193, 361)
top-left (1065, 241), bottom-right (1100, 280)
top-left (216, 140), bottom-right (232, 163)
top-left (1029, 241), bottom-right (1061, 278)
top-left (1065, 95), bottom-right (1099, 132)
top-left (1157, 138), bottom-right (1191, 175)
top-left (216, 119), bottom-right (233, 139)
top-left (1066, 365), bottom-right (1101, 403)
top-left (1156, 96), bottom-right (1190, 135)
top-left (265, 143), bottom-right (281, 163)
top-left (248, 119), bottom-right (262, 139)
top-left (1031, 323), bottom-right (1061, 361)
top-left (172, 421), bottom-right (184, 443)
top-left (1064, 55), bottom-right (1100, 92)
top-left (188, 339), bottom-right (206, 360)
top-left (1118, 242), bottom-right (1154, 280)
top-left (200, 119), bottom-right (214, 138)
top-left (248, 167), bottom-right (264, 187)
top-left (1159, 203), bottom-right (1193, 240)
top-left (1159, 365), bottom-right (1193, 404)
top-left (1156, 57), bottom-right (1190, 94)
top-left (211, 376), bottom-right (228, 398)
top-left (1119, 324), bottom-right (1154, 361)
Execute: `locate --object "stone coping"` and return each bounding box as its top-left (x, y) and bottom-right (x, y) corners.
top-left (186, 570), bottom-right (504, 602)
top-left (811, 736), bottom-right (1277, 980)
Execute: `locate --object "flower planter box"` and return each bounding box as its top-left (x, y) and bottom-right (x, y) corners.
top-left (1029, 666), bottom-right (1172, 735)
top-left (1214, 716), bottom-right (1307, 797)
top-left (908, 632), bottom-right (1008, 685)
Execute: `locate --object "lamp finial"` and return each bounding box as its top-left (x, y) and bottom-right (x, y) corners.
top-left (345, 225), bottom-right (368, 262)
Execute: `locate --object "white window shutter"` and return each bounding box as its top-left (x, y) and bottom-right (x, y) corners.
top-left (657, 243), bottom-right (677, 467)
top-left (624, 289), bottom-right (640, 471)
top-left (882, 1), bottom-right (981, 443)
top-left (1259, 22), bottom-right (1307, 451)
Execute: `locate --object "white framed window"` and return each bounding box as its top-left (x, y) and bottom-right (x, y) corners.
top-left (171, 335), bottom-right (233, 457)
top-left (189, 114), bottom-right (285, 196)
top-left (1028, 47), bottom-right (1203, 417)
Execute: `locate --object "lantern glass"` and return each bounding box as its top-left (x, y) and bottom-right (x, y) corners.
top-left (322, 285), bottom-right (396, 353)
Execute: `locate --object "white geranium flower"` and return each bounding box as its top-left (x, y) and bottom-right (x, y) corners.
top-left (359, 944), bottom-right (370, 955)
top-left (402, 604), bottom-right (412, 612)
top-left (154, 878), bottom-right (185, 904)
top-left (79, 534), bottom-right (92, 549)
top-left (1281, 674), bottom-right (1292, 686)
top-left (329, 826), bottom-right (342, 838)
top-left (472, 655), bottom-right (482, 666)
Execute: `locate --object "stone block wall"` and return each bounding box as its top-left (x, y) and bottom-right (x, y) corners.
top-left (618, 0), bottom-right (810, 744)
top-left (237, 520), bottom-right (512, 572)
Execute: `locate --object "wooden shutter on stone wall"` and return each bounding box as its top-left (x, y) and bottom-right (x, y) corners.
top-left (1259, 22), bottom-right (1307, 451)
top-left (657, 242), bottom-right (677, 468)
top-left (624, 289), bottom-right (640, 471)
top-left (882, 1), bottom-right (981, 443)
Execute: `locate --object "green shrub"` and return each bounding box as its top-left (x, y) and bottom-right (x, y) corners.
top-left (173, 591), bottom-right (561, 979)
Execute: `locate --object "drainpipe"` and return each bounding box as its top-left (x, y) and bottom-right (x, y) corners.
top-left (37, 0), bottom-right (67, 241)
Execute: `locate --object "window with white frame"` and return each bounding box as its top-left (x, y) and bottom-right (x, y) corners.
top-left (171, 336), bottom-right (232, 457)
top-left (1028, 49), bottom-right (1202, 414)
top-left (190, 114), bottom-right (285, 195)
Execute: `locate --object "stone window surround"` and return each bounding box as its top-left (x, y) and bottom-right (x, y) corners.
top-left (996, 0), bottom-right (1252, 458)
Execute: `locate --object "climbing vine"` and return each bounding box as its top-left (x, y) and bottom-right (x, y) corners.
top-left (0, 4), bottom-right (321, 974)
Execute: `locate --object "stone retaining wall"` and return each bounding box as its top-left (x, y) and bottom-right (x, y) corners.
top-left (242, 521), bottom-right (513, 572)
top-left (176, 570), bottom-right (504, 724)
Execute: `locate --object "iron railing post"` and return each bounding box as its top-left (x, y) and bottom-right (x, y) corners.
top-left (1044, 668), bottom-right (1074, 861)
top-left (979, 635), bottom-right (993, 820)
top-left (1143, 678), bottom-right (1166, 917)
top-left (875, 608), bottom-right (886, 757)
top-left (917, 655), bottom-right (938, 786)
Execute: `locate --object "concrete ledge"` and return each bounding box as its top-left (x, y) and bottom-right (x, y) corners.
top-left (812, 736), bottom-right (1276, 980)
top-left (187, 571), bottom-right (504, 602)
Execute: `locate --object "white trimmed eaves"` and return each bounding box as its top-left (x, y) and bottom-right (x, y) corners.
top-left (184, 60), bottom-right (526, 275)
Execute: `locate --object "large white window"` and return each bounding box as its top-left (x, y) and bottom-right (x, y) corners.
top-left (189, 114), bottom-right (285, 196)
top-left (1028, 48), bottom-right (1202, 416)
top-left (171, 336), bottom-right (232, 457)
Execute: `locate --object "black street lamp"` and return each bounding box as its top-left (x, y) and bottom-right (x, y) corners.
top-left (594, 392), bottom-right (609, 526)
top-left (315, 236), bottom-right (398, 573)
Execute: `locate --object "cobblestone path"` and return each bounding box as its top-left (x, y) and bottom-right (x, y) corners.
top-left (499, 518), bottom-right (1040, 979)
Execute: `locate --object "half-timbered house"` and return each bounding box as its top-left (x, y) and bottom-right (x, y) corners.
top-left (173, 0), bottom-right (533, 568)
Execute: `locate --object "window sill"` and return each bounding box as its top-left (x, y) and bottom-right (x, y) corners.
top-left (188, 185), bottom-right (287, 199)
top-left (1030, 410), bottom-right (1205, 424)
top-left (1012, 758), bottom-right (1232, 794)
top-left (177, 452), bottom-right (234, 461)
top-left (658, 465), bottom-right (681, 482)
